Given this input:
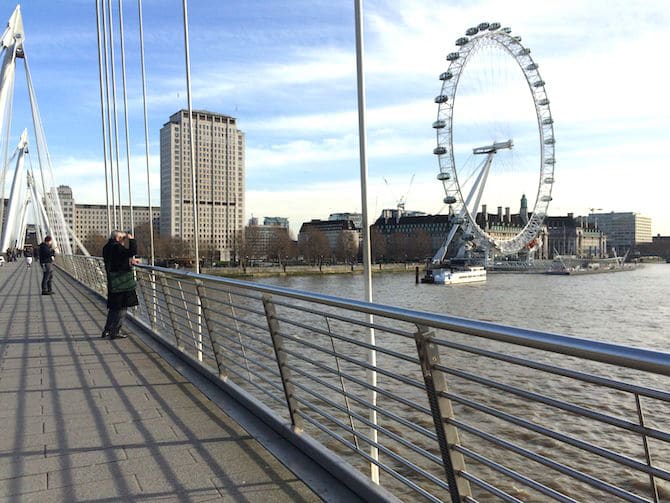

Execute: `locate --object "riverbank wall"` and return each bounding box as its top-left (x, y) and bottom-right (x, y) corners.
top-left (202, 262), bottom-right (423, 279)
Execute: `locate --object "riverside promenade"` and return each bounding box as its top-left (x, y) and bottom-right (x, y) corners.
top-left (0, 262), bottom-right (362, 502)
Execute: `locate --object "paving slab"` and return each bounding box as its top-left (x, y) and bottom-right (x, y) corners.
top-left (0, 263), bottom-right (323, 502)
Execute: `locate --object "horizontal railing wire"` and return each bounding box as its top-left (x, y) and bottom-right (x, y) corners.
top-left (288, 364), bottom-right (438, 444)
top-left (451, 419), bottom-right (650, 503)
top-left (298, 409), bottom-right (444, 503)
top-left (289, 375), bottom-right (448, 488)
top-left (433, 336), bottom-right (670, 402)
top-left (437, 363), bottom-right (670, 447)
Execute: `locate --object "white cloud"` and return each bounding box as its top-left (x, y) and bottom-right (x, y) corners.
top-left (54, 154), bottom-right (161, 207)
top-left (13, 0), bottom-right (669, 236)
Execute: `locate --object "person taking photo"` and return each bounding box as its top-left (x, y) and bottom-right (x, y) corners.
top-left (102, 230), bottom-right (139, 339)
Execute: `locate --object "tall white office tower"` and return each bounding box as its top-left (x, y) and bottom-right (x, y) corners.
top-left (160, 110), bottom-right (245, 261)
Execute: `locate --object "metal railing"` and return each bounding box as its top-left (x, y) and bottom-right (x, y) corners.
top-left (58, 255), bottom-right (670, 503)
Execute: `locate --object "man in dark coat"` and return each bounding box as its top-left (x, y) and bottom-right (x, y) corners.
top-left (38, 235), bottom-right (56, 295)
top-left (102, 230), bottom-right (139, 339)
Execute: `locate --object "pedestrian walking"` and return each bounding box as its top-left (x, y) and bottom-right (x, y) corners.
top-left (102, 230), bottom-right (139, 339)
top-left (38, 236), bottom-right (55, 295)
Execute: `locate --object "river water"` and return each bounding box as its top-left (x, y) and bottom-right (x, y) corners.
top-left (257, 263), bottom-right (670, 352)
top-left (250, 263), bottom-right (670, 501)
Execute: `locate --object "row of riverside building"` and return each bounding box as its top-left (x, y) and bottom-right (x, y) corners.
top-left (3, 108), bottom-right (664, 262)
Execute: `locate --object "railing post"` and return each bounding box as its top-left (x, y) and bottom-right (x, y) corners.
top-left (195, 279), bottom-right (224, 377)
top-left (262, 293), bottom-right (303, 431)
top-left (414, 324), bottom-right (471, 502)
top-left (228, 291), bottom-right (252, 382)
top-left (635, 393), bottom-right (659, 503)
top-left (325, 316), bottom-right (359, 450)
top-left (137, 269), bottom-right (158, 330)
top-left (158, 272), bottom-right (183, 350)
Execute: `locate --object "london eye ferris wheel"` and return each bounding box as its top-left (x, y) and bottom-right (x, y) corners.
top-left (432, 22), bottom-right (555, 262)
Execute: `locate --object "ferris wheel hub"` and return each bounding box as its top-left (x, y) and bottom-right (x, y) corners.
top-left (472, 140), bottom-right (513, 155)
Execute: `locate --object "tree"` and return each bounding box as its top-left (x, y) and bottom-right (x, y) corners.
top-left (243, 225), bottom-right (261, 262)
top-left (155, 235), bottom-right (191, 260)
top-left (268, 228), bottom-right (296, 268)
top-left (201, 241), bottom-right (220, 265)
top-left (82, 233), bottom-right (107, 256)
top-left (133, 221), bottom-right (155, 257)
top-left (371, 228), bottom-right (386, 263)
top-left (231, 229), bottom-right (246, 266)
top-left (299, 228), bottom-right (330, 267)
top-left (335, 231), bottom-right (359, 264)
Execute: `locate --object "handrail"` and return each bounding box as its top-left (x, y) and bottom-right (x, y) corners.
top-left (139, 264), bottom-right (670, 376)
top-left (58, 256), bottom-right (670, 503)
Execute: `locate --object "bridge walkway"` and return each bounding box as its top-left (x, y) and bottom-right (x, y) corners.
top-left (0, 262), bottom-right (344, 502)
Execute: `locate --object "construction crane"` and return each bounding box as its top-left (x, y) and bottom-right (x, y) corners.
top-left (383, 174), bottom-right (415, 212)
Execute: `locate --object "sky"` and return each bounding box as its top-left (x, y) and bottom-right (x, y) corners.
top-left (4, 0), bottom-right (670, 237)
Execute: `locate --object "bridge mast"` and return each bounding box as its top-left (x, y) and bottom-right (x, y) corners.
top-left (0, 5), bottom-right (72, 255)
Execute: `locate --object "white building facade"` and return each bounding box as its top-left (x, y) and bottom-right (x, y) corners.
top-left (74, 204), bottom-right (159, 243)
top-left (57, 185), bottom-right (159, 251)
top-left (589, 212), bottom-right (652, 253)
top-left (160, 109), bottom-right (245, 261)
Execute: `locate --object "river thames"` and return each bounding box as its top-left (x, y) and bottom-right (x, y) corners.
top-left (254, 263), bottom-right (670, 351)
top-left (244, 263), bottom-right (670, 500)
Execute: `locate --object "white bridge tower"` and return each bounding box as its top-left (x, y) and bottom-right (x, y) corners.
top-left (0, 5), bottom-right (73, 255)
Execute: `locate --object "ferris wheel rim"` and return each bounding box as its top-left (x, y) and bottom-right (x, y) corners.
top-left (433, 24), bottom-right (556, 255)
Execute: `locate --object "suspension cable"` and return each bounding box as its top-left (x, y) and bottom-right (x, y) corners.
top-left (182, 0), bottom-right (200, 274)
top-left (24, 55), bottom-right (72, 254)
top-left (106, 0), bottom-right (124, 230)
top-left (117, 0), bottom-right (134, 233)
top-left (101, 0), bottom-right (117, 229)
top-left (95, 0), bottom-right (112, 235)
top-left (137, 0), bottom-right (155, 265)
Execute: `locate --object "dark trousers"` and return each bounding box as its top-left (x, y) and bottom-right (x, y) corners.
top-left (104, 308), bottom-right (127, 335)
top-left (41, 263), bottom-right (53, 293)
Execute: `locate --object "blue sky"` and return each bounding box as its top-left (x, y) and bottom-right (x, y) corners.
top-left (5, 0), bottom-right (670, 236)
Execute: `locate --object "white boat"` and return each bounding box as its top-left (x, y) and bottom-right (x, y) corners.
top-left (428, 266), bottom-right (487, 285)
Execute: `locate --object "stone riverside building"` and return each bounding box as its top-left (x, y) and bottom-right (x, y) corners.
top-left (57, 185), bottom-right (159, 250)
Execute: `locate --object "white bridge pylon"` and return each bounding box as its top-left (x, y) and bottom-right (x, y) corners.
top-left (0, 5), bottom-right (74, 255)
